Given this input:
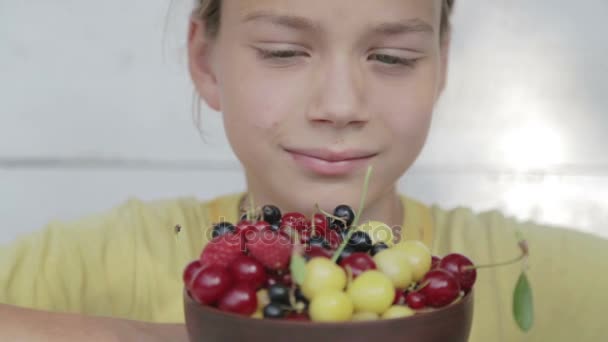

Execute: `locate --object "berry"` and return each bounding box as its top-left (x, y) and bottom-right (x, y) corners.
top-left (312, 214), bottom-right (329, 236)
top-left (301, 258), bottom-right (347, 300)
top-left (280, 273), bottom-right (293, 287)
top-left (263, 303), bottom-right (289, 319)
top-left (438, 253), bottom-right (477, 292)
top-left (261, 205), bottom-right (282, 225)
top-left (183, 260), bottom-right (203, 289)
top-left (373, 249), bottom-right (414, 289)
top-left (294, 287), bottom-right (309, 306)
top-left (332, 205), bottom-right (355, 229)
top-left (246, 229), bottom-right (293, 271)
top-left (212, 222), bottom-right (236, 238)
top-left (420, 269), bottom-right (461, 308)
top-left (251, 309), bottom-right (263, 319)
top-left (268, 284), bottom-right (291, 306)
top-left (371, 242), bottom-right (389, 256)
top-left (431, 255), bottom-right (441, 270)
top-left (235, 220), bottom-right (255, 234)
top-left (254, 220), bottom-right (272, 232)
top-left (336, 245), bottom-right (357, 264)
top-left (281, 212), bottom-right (309, 232)
top-left (218, 283), bottom-right (258, 316)
top-left (382, 305), bottom-right (415, 319)
top-left (308, 235), bottom-right (330, 249)
top-left (257, 289), bottom-right (270, 309)
top-left (229, 255), bottom-right (267, 289)
top-left (355, 221), bottom-right (394, 247)
top-left (200, 234), bottom-right (244, 269)
top-left (393, 240), bottom-right (432, 281)
top-left (325, 229), bottom-right (343, 250)
top-left (339, 252), bottom-right (377, 278)
top-left (346, 270), bottom-right (395, 314)
top-left (309, 290), bottom-right (354, 322)
top-left (406, 291), bottom-right (426, 309)
top-left (304, 245), bottom-right (332, 260)
top-left (393, 289), bottom-right (407, 305)
top-left (347, 231), bottom-right (373, 253)
top-left (190, 265), bottom-right (234, 305)
top-left (299, 229), bottom-right (313, 245)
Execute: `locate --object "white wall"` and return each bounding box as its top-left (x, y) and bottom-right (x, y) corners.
top-left (1, 0), bottom-right (607, 244)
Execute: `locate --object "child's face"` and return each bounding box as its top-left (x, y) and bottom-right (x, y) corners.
top-left (190, 0), bottom-right (449, 212)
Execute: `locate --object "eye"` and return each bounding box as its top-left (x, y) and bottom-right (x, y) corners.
top-left (368, 54), bottom-right (418, 67)
top-left (256, 48), bottom-right (309, 60)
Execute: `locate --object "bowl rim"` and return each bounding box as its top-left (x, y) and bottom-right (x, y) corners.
top-left (184, 288), bottom-right (474, 327)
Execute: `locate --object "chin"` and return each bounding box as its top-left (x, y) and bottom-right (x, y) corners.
top-left (277, 178), bottom-right (363, 215)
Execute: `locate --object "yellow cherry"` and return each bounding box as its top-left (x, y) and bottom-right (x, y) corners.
top-left (302, 257), bottom-right (347, 300)
top-left (309, 290), bottom-right (354, 322)
top-left (382, 305), bottom-right (415, 319)
top-left (393, 240), bottom-right (432, 281)
top-left (347, 270), bottom-right (395, 314)
top-left (373, 249), bottom-right (414, 289)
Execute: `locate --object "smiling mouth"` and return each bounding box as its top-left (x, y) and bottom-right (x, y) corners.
top-left (283, 148), bottom-right (377, 176)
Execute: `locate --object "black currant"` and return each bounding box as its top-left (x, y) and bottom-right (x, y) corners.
top-left (211, 222), bottom-right (236, 238)
top-left (347, 231), bottom-right (373, 253)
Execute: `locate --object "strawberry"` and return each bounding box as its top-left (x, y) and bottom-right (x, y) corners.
top-left (200, 233), bottom-right (244, 269)
top-left (246, 229), bottom-right (293, 271)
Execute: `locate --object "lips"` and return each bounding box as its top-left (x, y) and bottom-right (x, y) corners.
top-left (284, 147), bottom-right (377, 176)
top-left (284, 148), bottom-right (377, 162)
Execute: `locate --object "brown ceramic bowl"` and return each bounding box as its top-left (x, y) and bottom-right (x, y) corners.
top-left (184, 289), bottom-right (474, 342)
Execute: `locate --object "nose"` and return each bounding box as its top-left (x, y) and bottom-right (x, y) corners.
top-left (308, 56), bottom-right (369, 128)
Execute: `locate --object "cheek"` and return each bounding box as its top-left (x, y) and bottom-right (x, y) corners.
top-left (372, 75), bottom-right (437, 147)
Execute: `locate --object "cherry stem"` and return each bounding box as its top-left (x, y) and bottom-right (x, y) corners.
top-left (464, 251), bottom-right (527, 271)
top-left (331, 165), bottom-right (373, 263)
top-left (315, 204), bottom-right (347, 229)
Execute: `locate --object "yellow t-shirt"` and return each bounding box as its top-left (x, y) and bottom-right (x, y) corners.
top-left (1, 193), bottom-right (607, 341)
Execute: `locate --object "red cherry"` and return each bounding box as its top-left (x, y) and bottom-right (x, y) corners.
top-left (254, 221), bottom-right (271, 232)
top-left (325, 229), bottom-right (343, 250)
top-left (312, 214), bottom-right (329, 236)
top-left (229, 255), bottom-right (267, 289)
top-left (431, 256), bottom-right (441, 270)
top-left (218, 283), bottom-right (258, 316)
top-left (281, 273), bottom-right (293, 287)
top-left (281, 213), bottom-right (310, 232)
top-left (305, 245), bottom-right (332, 259)
top-left (183, 260), bottom-right (203, 289)
top-left (299, 229), bottom-right (313, 244)
top-left (190, 265), bottom-right (234, 305)
top-left (236, 220), bottom-right (255, 233)
top-left (438, 253), bottom-right (477, 292)
top-left (393, 290), bottom-right (407, 305)
top-left (406, 291), bottom-right (427, 309)
top-left (339, 252), bottom-right (377, 278)
top-left (265, 272), bottom-right (293, 287)
top-left (420, 269), bottom-right (460, 308)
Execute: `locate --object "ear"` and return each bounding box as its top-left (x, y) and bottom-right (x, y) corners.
top-left (437, 32), bottom-right (451, 96)
top-left (188, 16), bottom-right (221, 111)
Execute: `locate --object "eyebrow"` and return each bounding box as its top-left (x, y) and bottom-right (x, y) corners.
top-left (371, 19), bottom-right (435, 36)
top-left (243, 11), bottom-right (321, 32)
top-left (243, 10), bottom-right (434, 36)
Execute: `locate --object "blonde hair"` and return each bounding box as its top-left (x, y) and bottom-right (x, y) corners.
top-left (195, 0), bottom-right (455, 38)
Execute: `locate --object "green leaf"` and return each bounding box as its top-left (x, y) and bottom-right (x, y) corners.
top-left (513, 272), bottom-right (534, 332)
top-left (290, 253), bottom-right (307, 286)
